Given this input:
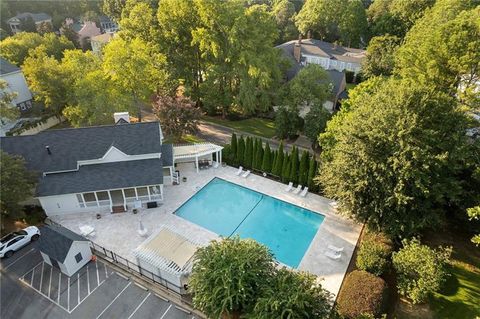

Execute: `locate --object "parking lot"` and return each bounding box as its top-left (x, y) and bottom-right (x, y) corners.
top-left (1, 243), bottom-right (200, 319)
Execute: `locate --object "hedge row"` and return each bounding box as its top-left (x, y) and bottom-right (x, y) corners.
top-left (226, 133), bottom-right (319, 191)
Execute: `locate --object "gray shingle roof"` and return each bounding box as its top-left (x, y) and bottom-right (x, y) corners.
top-left (0, 57), bottom-right (20, 75)
top-left (37, 159), bottom-right (164, 196)
top-left (279, 39), bottom-right (366, 63)
top-left (161, 144), bottom-right (174, 167)
top-left (8, 12), bottom-right (51, 23)
top-left (0, 122), bottom-right (162, 173)
top-left (39, 225), bottom-right (88, 264)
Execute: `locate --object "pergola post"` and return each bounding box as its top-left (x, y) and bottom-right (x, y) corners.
top-left (195, 155), bottom-right (199, 173)
top-left (219, 149), bottom-right (222, 165)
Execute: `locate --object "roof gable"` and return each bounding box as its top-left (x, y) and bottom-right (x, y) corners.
top-left (39, 225), bottom-right (88, 263)
top-left (0, 57), bottom-right (20, 75)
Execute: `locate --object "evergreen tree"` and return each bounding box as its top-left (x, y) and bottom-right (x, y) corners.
top-left (299, 151), bottom-right (310, 186)
top-left (273, 142), bottom-right (284, 176)
top-left (282, 154), bottom-right (291, 183)
top-left (261, 143), bottom-right (272, 173)
top-left (270, 150), bottom-right (276, 174)
top-left (231, 133), bottom-right (238, 165)
top-left (289, 147), bottom-right (299, 184)
top-left (245, 137), bottom-right (253, 169)
top-left (255, 139), bottom-right (264, 170)
top-left (252, 138), bottom-right (258, 169)
top-left (237, 136), bottom-right (245, 167)
top-left (307, 157), bottom-right (318, 192)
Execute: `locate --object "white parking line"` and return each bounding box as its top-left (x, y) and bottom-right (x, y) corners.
top-left (48, 267), bottom-right (53, 297)
top-left (96, 261), bottom-right (100, 285)
top-left (67, 277), bottom-right (70, 311)
top-left (104, 263), bottom-right (107, 278)
top-left (95, 281), bottom-right (132, 319)
top-left (159, 304), bottom-right (172, 319)
top-left (77, 273), bottom-right (80, 304)
top-left (3, 248), bottom-right (35, 270)
top-left (127, 292), bottom-right (151, 319)
top-left (57, 272), bottom-right (61, 303)
top-left (39, 262), bottom-right (44, 289)
top-left (87, 266), bottom-right (90, 293)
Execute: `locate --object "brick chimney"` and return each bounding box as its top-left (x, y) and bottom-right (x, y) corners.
top-left (293, 34), bottom-right (302, 63)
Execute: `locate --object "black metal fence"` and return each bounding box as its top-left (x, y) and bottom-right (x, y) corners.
top-left (44, 218), bottom-right (189, 299)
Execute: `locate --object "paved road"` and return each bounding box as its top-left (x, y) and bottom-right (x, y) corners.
top-left (0, 237), bottom-right (200, 319)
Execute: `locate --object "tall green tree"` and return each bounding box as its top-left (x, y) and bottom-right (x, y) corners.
top-left (298, 150), bottom-right (310, 186)
top-left (362, 35), bottom-right (400, 78)
top-left (282, 153), bottom-right (291, 183)
top-left (272, 0), bottom-right (298, 44)
top-left (190, 237), bottom-right (275, 318)
top-left (261, 143), bottom-right (272, 173)
top-left (318, 78), bottom-right (468, 237)
top-left (118, 0), bottom-right (159, 43)
top-left (304, 105), bottom-right (332, 146)
top-left (237, 136), bottom-right (245, 167)
top-left (289, 147), bottom-right (299, 184)
top-left (250, 268), bottom-right (332, 319)
top-left (231, 133), bottom-right (238, 165)
top-left (0, 151), bottom-right (36, 215)
top-left (275, 106), bottom-right (302, 139)
top-left (273, 142), bottom-right (284, 176)
top-left (307, 157), bottom-right (317, 191)
top-left (102, 0), bottom-right (126, 21)
top-left (244, 136), bottom-right (254, 169)
top-left (103, 37), bottom-right (171, 121)
top-left (254, 139), bottom-right (264, 170)
top-left (338, 0), bottom-right (368, 47)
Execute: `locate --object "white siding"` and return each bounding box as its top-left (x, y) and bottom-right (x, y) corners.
top-left (41, 252), bottom-right (52, 266)
top-left (1, 71), bottom-right (32, 105)
top-left (38, 193), bottom-right (109, 216)
top-left (61, 241), bottom-right (92, 276)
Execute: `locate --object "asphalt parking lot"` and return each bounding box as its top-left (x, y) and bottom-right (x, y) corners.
top-left (1, 241), bottom-right (199, 319)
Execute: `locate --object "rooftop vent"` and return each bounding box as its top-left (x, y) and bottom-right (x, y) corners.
top-left (114, 112), bottom-right (130, 125)
top-left (46, 146), bottom-right (51, 155)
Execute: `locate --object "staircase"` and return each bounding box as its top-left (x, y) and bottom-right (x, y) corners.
top-left (112, 205), bottom-right (126, 214)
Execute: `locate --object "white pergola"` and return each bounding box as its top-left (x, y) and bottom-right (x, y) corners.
top-left (173, 142), bottom-right (223, 173)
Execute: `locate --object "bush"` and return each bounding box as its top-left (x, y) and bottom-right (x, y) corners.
top-left (356, 232), bottom-right (393, 276)
top-left (392, 238), bottom-right (452, 304)
top-left (337, 270), bottom-right (388, 318)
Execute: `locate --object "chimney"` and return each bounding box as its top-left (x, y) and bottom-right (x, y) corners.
top-left (114, 112), bottom-right (130, 124)
top-left (46, 146), bottom-right (52, 155)
top-left (294, 34), bottom-right (302, 63)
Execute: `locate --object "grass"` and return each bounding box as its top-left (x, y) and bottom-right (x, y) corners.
top-left (163, 134), bottom-right (205, 144)
top-left (346, 83), bottom-right (357, 91)
top-left (202, 116), bottom-right (276, 138)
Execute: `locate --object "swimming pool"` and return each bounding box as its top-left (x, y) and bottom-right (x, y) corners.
top-left (175, 178), bottom-right (324, 267)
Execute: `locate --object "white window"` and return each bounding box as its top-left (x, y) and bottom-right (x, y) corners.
top-left (124, 188), bottom-right (136, 198)
top-left (75, 253), bottom-right (82, 263)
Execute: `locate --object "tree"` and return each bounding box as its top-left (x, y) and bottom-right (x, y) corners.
top-left (338, 0), bottom-right (368, 47)
top-left (286, 63), bottom-right (331, 110)
top-left (289, 147), bottom-right (299, 184)
top-left (467, 206), bottom-right (480, 246)
top-left (0, 151), bottom-right (36, 215)
top-left (261, 143), bottom-right (272, 173)
top-left (21, 16), bottom-right (37, 33)
top-left (392, 238), bottom-right (452, 304)
top-left (244, 137), bottom-right (254, 169)
top-left (254, 139), bottom-right (264, 170)
top-left (273, 142), bottom-right (284, 176)
top-left (282, 153), bottom-right (291, 183)
top-left (304, 105), bottom-right (331, 145)
top-left (102, 0), bottom-right (126, 21)
top-left (237, 136), bottom-right (245, 167)
top-left (0, 32), bottom-right (43, 66)
top-left (231, 133), bottom-right (238, 165)
top-left (37, 22), bottom-right (53, 34)
top-left (0, 80), bottom-right (19, 122)
top-left (307, 157), bottom-right (317, 191)
top-left (189, 237), bottom-right (276, 318)
top-left (103, 37), bottom-right (171, 121)
top-left (60, 23), bottom-right (80, 48)
top-left (275, 106), bottom-right (302, 139)
top-left (272, 0), bottom-right (298, 44)
top-left (298, 150), bottom-right (310, 186)
top-left (118, 0), bottom-right (159, 43)
top-left (318, 78), bottom-right (468, 237)
top-left (250, 268), bottom-right (332, 319)
top-left (63, 70), bottom-right (134, 127)
top-left (356, 232), bottom-right (393, 276)
top-left (362, 35), bottom-right (400, 78)
top-left (23, 47), bottom-right (68, 113)
top-left (152, 95), bottom-right (201, 141)
top-left (394, 0), bottom-right (480, 110)
top-left (40, 33), bottom-right (76, 61)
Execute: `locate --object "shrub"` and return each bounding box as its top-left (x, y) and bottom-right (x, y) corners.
top-left (337, 270), bottom-right (388, 318)
top-left (392, 238), bottom-right (452, 304)
top-left (356, 232), bottom-right (393, 276)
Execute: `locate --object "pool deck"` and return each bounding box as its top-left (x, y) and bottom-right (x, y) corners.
top-left (52, 164), bottom-right (362, 299)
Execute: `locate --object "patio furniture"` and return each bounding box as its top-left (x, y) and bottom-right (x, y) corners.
top-left (79, 225), bottom-right (95, 237)
top-left (235, 166), bottom-right (243, 175)
top-left (300, 187), bottom-right (309, 197)
top-left (325, 250), bottom-right (341, 260)
top-left (293, 185), bottom-right (302, 195)
top-left (242, 170), bottom-right (251, 178)
top-left (328, 244), bottom-right (344, 253)
top-left (285, 182), bottom-right (293, 192)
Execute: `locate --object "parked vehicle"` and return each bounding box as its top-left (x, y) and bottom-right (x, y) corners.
top-left (0, 226), bottom-right (40, 258)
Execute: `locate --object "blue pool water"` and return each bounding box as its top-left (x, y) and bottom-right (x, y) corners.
top-left (175, 178), bottom-right (324, 267)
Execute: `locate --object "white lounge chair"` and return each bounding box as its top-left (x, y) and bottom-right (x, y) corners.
top-left (328, 244), bottom-right (344, 253)
top-left (79, 225), bottom-right (95, 237)
top-left (242, 170), bottom-right (251, 178)
top-left (293, 185), bottom-right (302, 195)
top-left (300, 187), bottom-right (309, 197)
top-left (325, 250), bottom-right (341, 260)
top-left (285, 182), bottom-right (293, 192)
top-left (235, 166), bottom-right (243, 175)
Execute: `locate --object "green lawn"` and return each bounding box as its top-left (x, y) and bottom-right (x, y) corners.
top-left (202, 116), bottom-right (276, 138)
top-left (163, 134), bottom-right (205, 144)
top-left (346, 83), bottom-right (357, 91)
top-left (429, 257), bottom-right (480, 318)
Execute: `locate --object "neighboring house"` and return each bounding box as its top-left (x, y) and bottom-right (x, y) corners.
top-left (7, 12), bottom-right (52, 34)
top-left (99, 15), bottom-right (119, 33)
top-left (0, 57), bottom-right (33, 112)
top-left (0, 118), bottom-right (174, 216)
top-left (91, 32), bottom-right (114, 55)
top-left (277, 38), bottom-right (352, 112)
top-left (65, 18), bottom-right (101, 48)
top-left (39, 225), bottom-right (92, 276)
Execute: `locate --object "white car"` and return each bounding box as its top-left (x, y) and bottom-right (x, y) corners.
top-left (0, 226), bottom-right (40, 258)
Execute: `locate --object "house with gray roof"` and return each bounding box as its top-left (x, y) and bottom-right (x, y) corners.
top-left (0, 118), bottom-right (174, 216)
top-left (0, 57), bottom-right (33, 112)
top-left (7, 12), bottom-right (52, 34)
top-left (39, 225), bottom-right (91, 276)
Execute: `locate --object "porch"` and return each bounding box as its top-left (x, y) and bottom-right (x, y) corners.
top-left (173, 142), bottom-right (223, 173)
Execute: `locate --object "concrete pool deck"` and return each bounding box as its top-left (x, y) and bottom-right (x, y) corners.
top-left (52, 163), bottom-right (362, 299)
